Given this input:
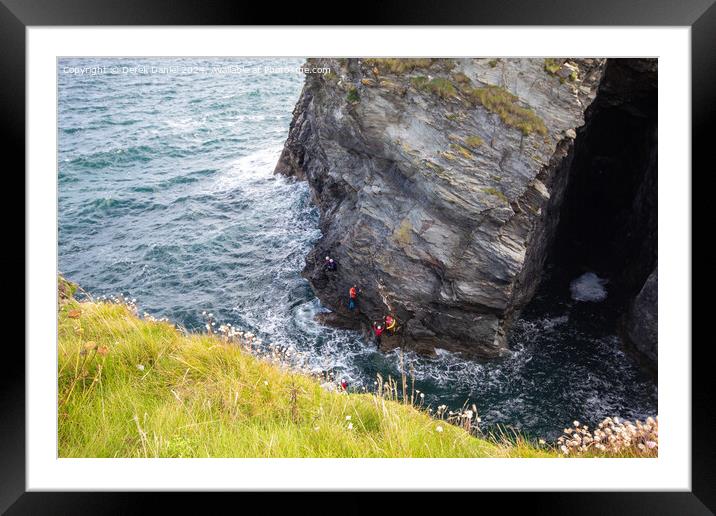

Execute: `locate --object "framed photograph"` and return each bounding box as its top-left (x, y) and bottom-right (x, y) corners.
top-left (7, 0), bottom-right (709, 511)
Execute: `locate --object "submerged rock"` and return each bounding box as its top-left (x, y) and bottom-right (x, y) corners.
top-left (275, 58), bottom-right (607, 357)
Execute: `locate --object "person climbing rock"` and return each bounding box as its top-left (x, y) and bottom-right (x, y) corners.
top-left (348, 285), bottom-right (360, 310)
top-left (340, 379), bottom-right (348, 391)
top-left (372, 321), bottom-right (384, 345)
top-left (384, 314), bottom-right (397, 334)
top-left (323, 256), bottom-right (337, 272)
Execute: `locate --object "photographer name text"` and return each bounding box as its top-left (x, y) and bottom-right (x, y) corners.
top-left (61, 65), bottom-right (331, 76)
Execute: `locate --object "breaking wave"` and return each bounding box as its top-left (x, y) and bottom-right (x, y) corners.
top-left (570, 272), bottom-right (608, 302)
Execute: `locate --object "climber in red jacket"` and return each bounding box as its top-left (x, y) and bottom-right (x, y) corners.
top-left (372, 321), bottom-right (384, 345)
top-left (348, 285), bottom-right (360, 310)
top-left (384, 314), bottom-right (397, 334)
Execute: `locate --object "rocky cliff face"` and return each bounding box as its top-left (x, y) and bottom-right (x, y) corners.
top-left (625, 267), bottom-right (658, 367)
top-left (275, 58), bottom-right (612, 357)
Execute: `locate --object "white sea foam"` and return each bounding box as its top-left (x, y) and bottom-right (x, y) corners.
top-left (570, 272), bottom-right (608, 302)
top-left (211, 146), bottom-right (283, 192)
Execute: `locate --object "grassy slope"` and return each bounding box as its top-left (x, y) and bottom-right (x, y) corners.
top-left (58, 298), bottom-right (555, 458)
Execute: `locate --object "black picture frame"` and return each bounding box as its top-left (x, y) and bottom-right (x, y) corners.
top-left (4, 0), bottom-right (709, 512)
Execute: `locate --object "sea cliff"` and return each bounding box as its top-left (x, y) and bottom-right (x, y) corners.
top-left (276, 58), bottom-right (657, 364)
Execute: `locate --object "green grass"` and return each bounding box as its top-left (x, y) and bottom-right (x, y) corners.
top-left (426, 78), bottom-right (458, 99)
top-left (467, 85), bottom-right (547, 136)
top-left (58, 295), bottom-right (559, 458)
top-left (411, 76), bottom-right (429, 89)
top-left (544, 59), bottom-right (578, 84)
top-left (411, 76), bottom-right (458, 100)
top-left (544, 58), bottom-right (563, 75)
top-left (412, 65), bottom-right (546, 137)
top-left (346, 87), bottom-right (360, 103)
top-left (364, 58), bottom-right (434, 74)
top-left (57, 277), bottom-right (656, 459)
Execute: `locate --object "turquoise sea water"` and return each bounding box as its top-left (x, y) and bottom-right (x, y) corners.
top-left (58, 58), bottom-right (656, 439)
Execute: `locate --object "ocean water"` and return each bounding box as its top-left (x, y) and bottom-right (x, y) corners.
top-left (58, 58), bottom-right (656, 440)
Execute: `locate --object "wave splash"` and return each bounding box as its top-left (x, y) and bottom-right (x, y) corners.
top-left (570, 272), bottom-right (608, 302)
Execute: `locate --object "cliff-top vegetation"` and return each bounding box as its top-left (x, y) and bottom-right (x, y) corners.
top-left (58, 280), bottom-right (548, 457)
top-left (57, 277), bottom-right (656, 458)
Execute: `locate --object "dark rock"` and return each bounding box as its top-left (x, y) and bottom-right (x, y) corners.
top-left (314, 311), bottom-right (364, 331)
top-left (58, 275), bottom-right (78, 301)
top-left (625, 267), bottom-right (658, 366)
top-left (276, 58), bottom-right (611, 357)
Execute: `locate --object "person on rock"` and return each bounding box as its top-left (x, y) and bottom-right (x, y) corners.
top-left (323, 256), bottom-right (337, 272)
top-left (372, 321), bottom-right (384, 345)
top-left (384, 314), bottom-right (397, 334)
top-left (348, 285), bottom-right (360, 310)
